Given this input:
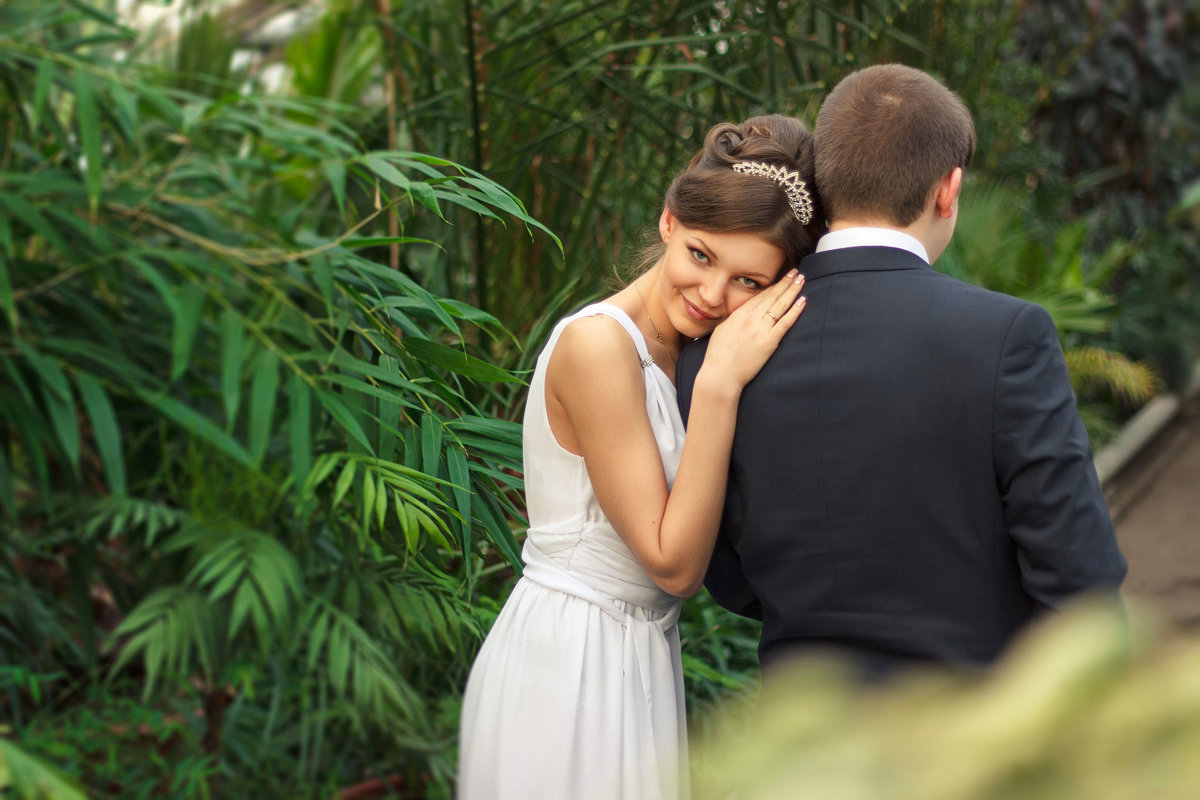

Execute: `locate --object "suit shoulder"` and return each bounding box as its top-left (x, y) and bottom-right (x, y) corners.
top-left (926, 270), bottom-right (1044, 322)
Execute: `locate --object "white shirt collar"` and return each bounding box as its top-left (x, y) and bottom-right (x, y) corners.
top-left (815, 227), bottom-right (930, 264)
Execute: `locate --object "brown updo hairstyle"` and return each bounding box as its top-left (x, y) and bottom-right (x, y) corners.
top-left (633, 114), bottom-right (826, 276)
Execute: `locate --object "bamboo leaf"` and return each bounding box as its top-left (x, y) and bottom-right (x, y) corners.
top-left (408, 181), bottom-right (441, 217)
top-left (171, 282), bottom-right (206, 383)
top-left (414, 506), bottom-right (453, 553)
top-left (32, 58), bottom-right (55, 132)
top-left (289, 372), bottom-right (312, 488)
top-left (420, 413), bottom-right (443, 478)
top-left (327, 620), bottom-right (349, 693)
top-left (230, 582), bottom-right (258, 644)
top-left (397, 497), bottom-right (418, 551)
top-left (403, 337), bottom-right (521, 382)
top-left (474, 494), bottom-right (523, 570)
top-left (0, 212), bottom-right (11, 257)
top-left (19, 342), bottom-right (80, 475)
top-left (447, 446), bottom-right (473, 555)
top-left (376, 355), bottom-right (402, 462)
top-left (317, 390), bottom-right (374, 454)
top-left (0, 194), bottom-right (72, 257)
top-left (73, 67), bottom-right (103, 214)
top-left (135, 387), bottom-right (255, 468)
top-left (311, 253), bottom-right (335, 319)
top-left (333, 458), bottom-right (356, 507)
top-left (302, 452), bottom-right (341, 494)
top-left (248, 348), bottom-right (280, 462)
top-left (342, 235), bottom-right (432, 249)
top-left (361, 469), bottom-right (376, 531)
top-left (0, 253), bottom-right (15, 334)
top-left (75, 371), bottom-right (126, 494)
top-left (342, 255), bottom-right (460, 333)
top-left (323, 158), bottom-right (346, 215)
top-left (374, 473), bottom-right (387, 531)
top-left (219, 309), bottom-right (245, 428)
top-left (0, 439), bottom-right (15, 519)
top-left (362, 153), bottom-right (411, 191)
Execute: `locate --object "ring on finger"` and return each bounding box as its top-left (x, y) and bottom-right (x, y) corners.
top-left (765, 311), bottom-right (779, 322)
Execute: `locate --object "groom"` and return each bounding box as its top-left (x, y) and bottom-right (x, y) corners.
top-left (676, 64), bottom-right (1126, 680)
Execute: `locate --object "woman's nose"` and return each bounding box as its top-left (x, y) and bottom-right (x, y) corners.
top-left (698, 276), bottom-right (726, 309)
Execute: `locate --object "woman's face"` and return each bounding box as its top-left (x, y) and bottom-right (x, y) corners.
top-left (656, 208), bottom-right (787, 339)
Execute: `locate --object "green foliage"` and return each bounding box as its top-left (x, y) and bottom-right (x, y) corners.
top-left (14, 691), bottom-right (216, 800)
top-left (0, 0), bottom-right (553, 796)
top-left (1017, 0), bottom-right (1200, 229)
top-left (1109, 186), bottom-right (1200, 393)
top-left (0, 734), bottom-right (88, 800)
top-left (938, 180), bottom-right (1158, 443)
top-left (2, 1), bottom-right (1193, 796)
top-left (693, 600), bottom-right (1200, 799)
top-left (1011, 2), bottom-right (1200, 395)
top-left (375, 0), bottom-right (929, 342)
top-left (680, 590), bottom-right (763, 742)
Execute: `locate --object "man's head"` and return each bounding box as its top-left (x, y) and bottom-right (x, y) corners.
top-left (815, 64), bottom-right (975, 228)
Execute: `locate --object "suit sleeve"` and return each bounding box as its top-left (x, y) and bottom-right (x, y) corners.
top-left (676, 338), bottom-right (764, 620)
top-left (993, 304), bottom-right (1127, 608)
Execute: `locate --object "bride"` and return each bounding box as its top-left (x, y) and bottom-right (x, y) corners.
top-left (458, 114), bottom-right (825, 800)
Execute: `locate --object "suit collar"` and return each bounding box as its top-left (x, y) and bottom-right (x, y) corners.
top-left (797, 246), bottom-right (933, 281)
top-left (817, 227), bottom-right (929, 262)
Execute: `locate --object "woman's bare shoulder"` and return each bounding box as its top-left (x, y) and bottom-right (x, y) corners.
top-left (547, 313), bottom-right (644, 401)
top-left (553, 312), bottom-right (641, 369)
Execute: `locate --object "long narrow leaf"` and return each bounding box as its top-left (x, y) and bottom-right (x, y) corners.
top-left (135, 388), bottom-right (256, 468)
top-left (171, 282), bottom-right (206, 383)
top-left (73, 67), bottom-right (104, 214)
top-left (75, 371), bottom-right (126, 494)
top-left (289, 372), bottom-right (312, 487)
top-left (248, 349), bottom-right (280, 462)
top-left (219, 309), bottom-right (245, 427)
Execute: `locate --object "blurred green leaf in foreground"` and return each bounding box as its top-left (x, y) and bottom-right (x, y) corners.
top-left (694, 598), bottom-right (1200, 800)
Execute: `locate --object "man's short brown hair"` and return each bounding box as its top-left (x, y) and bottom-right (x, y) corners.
top-left (815, 64), bottom-right (975, 227)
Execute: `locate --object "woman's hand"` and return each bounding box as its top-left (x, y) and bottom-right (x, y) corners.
top-left (700, 268), bottom-right (806, 389)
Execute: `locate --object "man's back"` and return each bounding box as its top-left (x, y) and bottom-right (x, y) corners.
top-left (677, 245), bottom-right (1126, 678)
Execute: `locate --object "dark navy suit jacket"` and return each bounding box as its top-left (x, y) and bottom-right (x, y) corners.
top-left (676, 246), bottom-right (1126, 679)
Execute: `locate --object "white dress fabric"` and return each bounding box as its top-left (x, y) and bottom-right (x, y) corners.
top-left (458, 303), bottom-right (689, 800)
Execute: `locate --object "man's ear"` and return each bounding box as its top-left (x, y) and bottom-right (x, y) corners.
top-left (659, 207), bottom-right (676, 241)
top-left (935, 167), bottom-right (963, 219)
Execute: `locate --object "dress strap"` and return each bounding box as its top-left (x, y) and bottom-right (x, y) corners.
top-left (567, 303), bottom-right (655, 369)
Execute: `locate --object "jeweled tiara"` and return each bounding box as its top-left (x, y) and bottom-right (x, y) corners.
top-left (731, 161), bottom-right (814, 225)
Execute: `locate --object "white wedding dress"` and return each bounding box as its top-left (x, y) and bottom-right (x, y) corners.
top-left (458, 303), bottom-right (689, 800)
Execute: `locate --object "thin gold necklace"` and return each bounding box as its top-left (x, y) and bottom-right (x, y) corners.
top-left (633, 278), bottom-right (677, 369)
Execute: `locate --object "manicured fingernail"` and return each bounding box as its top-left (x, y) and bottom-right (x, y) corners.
top-left (794, 273), bottom-right (805, 284)
top-left (786, 268), bottom-right (798, 278)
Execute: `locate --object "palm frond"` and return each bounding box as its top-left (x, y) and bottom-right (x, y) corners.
top-left (1064, 346), bottom-right (1159, 406)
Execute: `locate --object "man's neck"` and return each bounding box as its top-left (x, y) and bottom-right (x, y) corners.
top-left (828, 216), bottom-right (946, 263)
top-left (818, 225), bottom-right (929, 263)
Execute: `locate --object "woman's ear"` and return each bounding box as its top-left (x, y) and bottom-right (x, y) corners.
top-left (659, 207), bottom-right (676, 241)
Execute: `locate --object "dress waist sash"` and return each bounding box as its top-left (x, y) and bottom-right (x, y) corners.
top-left (520, 542), bottom-right (681, 633)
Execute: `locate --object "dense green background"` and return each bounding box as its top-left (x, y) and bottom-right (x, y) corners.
top-left (2, 0), bottom-right (1197, 797)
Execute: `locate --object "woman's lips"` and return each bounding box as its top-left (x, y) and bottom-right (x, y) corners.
top-left (683, 298), bottom-right (717, 322)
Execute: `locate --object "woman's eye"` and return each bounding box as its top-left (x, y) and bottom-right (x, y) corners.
top-left (736, 276), bottom-right (761, 289)
top-left (689, 248), bottom-right (709, 264)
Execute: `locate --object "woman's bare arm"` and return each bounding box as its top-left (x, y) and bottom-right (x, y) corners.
top-left (546, 270), bottom-right (805, 596)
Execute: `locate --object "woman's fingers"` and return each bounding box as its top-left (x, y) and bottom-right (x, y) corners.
top-left (776, 294), bottom-right (807, 328)
top-left (763, 271), bottom-right (805, 328)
